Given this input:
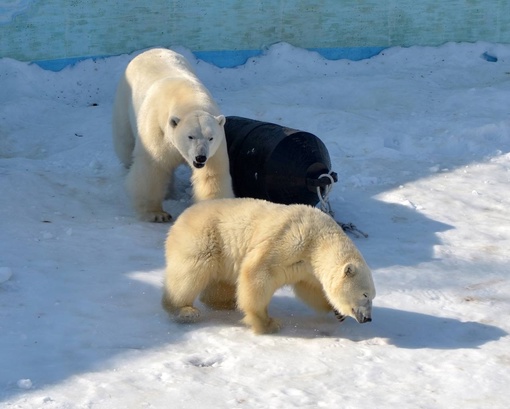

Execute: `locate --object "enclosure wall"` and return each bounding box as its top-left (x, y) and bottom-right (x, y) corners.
top-left (1, 0), bottom-right (509, 69)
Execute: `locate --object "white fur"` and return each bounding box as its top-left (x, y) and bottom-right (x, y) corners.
top-left (162, 198), bottom-right (376, 334)
top-left (112, 48), bottom-right (234, 222)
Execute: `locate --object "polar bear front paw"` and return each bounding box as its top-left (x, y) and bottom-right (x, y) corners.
top-left (176, 306), bottom-right (201, 323)
top-left (142, 211), bottom-right (172, 223)
top-left (263, 318), bottom-right (282, 334)
top-left (243, 314), bottom-right (282, 335)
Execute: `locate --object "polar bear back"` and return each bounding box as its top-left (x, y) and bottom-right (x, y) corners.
top-left (124, 48), bottom-right (220, 119)
top-left (126, 48), bottom-right (197, 95)
top-left (166, 198), bottom-right (349, 271)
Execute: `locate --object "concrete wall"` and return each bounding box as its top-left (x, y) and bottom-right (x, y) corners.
top-left (1, 0), bottom-right (509, 69)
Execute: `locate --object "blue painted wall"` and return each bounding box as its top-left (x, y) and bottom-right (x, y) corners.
top-left (1, 0), bottom-right (509, 69)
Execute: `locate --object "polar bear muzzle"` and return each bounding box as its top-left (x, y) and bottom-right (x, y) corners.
top-left (193, 155), bottom-right (207, 168)
top-left (352, 302), bottom-right (372, 323)
top-left (334, 307), bottom-right (372, 323)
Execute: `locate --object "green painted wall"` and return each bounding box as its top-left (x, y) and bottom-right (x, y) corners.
top-left (1, 0), bottom-right (509, 65)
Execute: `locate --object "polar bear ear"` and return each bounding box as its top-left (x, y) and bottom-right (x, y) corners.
top-left (343, 263), bottom-right (357, 278)
top-left (215, 115), bottom-right (226, 127)
top-left (170, 116), bottom-right (180, 128)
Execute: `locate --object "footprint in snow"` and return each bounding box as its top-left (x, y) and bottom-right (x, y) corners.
top-left (187, 355), bottom-right (223, 368)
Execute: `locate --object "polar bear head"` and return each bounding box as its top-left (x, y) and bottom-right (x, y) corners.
top-left (324, 259), bottom-right (376, 324)
top-left (169, 111), bottom-right (226, 169)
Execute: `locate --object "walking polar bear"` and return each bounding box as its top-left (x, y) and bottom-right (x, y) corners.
top-left (112, 48), bottom-right (234, 222)
top-left (162, 198), bottom-right (376, 334)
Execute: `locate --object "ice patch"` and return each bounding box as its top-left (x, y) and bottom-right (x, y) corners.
top-left (16, 378), bottom-right (33, 390)
top-left (0, 267), bottom-right (13, 283)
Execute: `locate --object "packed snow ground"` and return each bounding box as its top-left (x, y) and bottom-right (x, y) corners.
top-left (1, 42), bottom-right (510, 408)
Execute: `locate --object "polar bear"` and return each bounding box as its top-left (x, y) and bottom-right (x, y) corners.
top-left (112, 48), bottom-right (234, 222)
top-left (162, 198), bottom-right (376, 334)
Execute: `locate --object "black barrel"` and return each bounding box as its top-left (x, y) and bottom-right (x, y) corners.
top-left (224, 116), bottom-right (336, 206)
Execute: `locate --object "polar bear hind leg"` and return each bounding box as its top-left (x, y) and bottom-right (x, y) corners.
top-left (162, 280), bottom-right (204, 323)
top-left (162, 254), bottom-right (215, 323)
top-left (112, 76), bottom-right (136, 168)
top-left (200, 282), bottom-right (237, 310)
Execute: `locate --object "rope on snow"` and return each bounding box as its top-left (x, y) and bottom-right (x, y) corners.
top-left (316, 172), bottom-right (369, 238)
top-left (316, 172), bottom-right (336, 217)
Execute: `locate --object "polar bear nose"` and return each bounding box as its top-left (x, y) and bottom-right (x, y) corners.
top-left (195, 155), bottom-right (207, 164)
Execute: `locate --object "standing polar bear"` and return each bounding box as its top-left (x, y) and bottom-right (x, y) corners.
top-left (162, 198), bottom-right (376, 334)
top-left (112, 48), bottom-right (234, 222)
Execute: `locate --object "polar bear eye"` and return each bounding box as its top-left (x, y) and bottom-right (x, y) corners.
top-left (188, 135), bottom-right (194, 140)
top-left (208, 137), bottom-right (214, 142)
top-left (363, 293), bottom-right (368, 298)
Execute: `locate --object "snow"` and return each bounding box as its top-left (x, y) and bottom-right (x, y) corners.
top-left (1, 41), bottom-right (510, 408)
